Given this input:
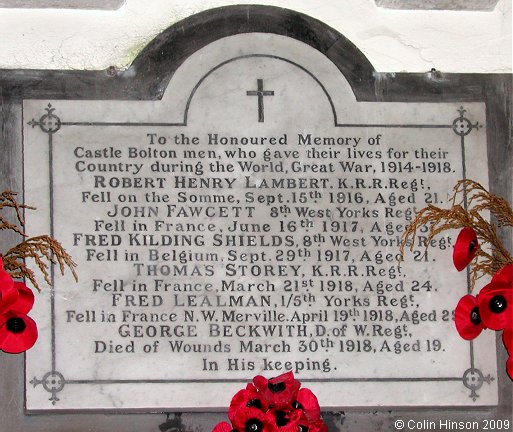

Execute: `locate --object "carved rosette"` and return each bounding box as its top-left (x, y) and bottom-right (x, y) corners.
top-left (30, 370), bottom-right (66, 405)
top-left (452, 106), bottom-right (481, 137)
top-left (28, 103), bottom-right (62, 134)
top-left (462, 367), bottom-right (495, 401)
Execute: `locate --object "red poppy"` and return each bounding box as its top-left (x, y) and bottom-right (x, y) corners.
top-left (491, 264), bottom-right (513, 285)
top-left (294, 388), bottom-right (321, 422)
top-left (212, 422), bottom-right (232, 432)
top-left (265, 409), bottom-right (302, 432)
top-left (253, 372), bottom-right (301, 407)
top-left (229, 384), bottom-right (268, 424)
top-left (298, 419), bottom-right (328, 432)
top-left (10, 281), bottom-right (35, 314)
top-left (232, 407), bottom-right (269, 432)
top-left (453, 228), bottom-right (478, 271)
top-left (454, 294), bottom-right (485, 340)
top-left (477, 284), bottom-right (513, 331)
top-left (0, 280), bottom-right (19, 315)
top-left (0, 311), bottom-right (38, 353)
top-left (503, 327), bottom-right (513, 355)
top-left (0, 258), bottom-right (19, 314)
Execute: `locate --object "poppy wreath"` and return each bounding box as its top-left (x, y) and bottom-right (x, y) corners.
top-left (401, 180), bottom-right (513, 380)
top-left (212, 372), bottom-right (328, 432)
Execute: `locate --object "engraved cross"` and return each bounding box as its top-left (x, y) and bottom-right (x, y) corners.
top-left (246, 79), bottom-right (274, 123)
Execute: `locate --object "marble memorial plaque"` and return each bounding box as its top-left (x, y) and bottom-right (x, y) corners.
top-left (23, 34), bottom-right (497, 411)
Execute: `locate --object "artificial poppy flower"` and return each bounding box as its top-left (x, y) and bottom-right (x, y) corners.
top-left (454, 294), bottom-right (485, 340)
top-left (477, 284), bottom-right (513, 331)
top-left (491, 263), bottom-right (513, 286)
top-left (0, 257), bottom-right (19, 314)
top-left (0, 280), bottom-right (19, 315)
top-left (453, 228), bottom-right (478, 271)
top-left (266, 409), bottom-right (302, 432)
top-left (212, 422), bottom-right (232, 432)
top-left (298, 419), bottom-right (328, 432)
top-left (293, 388), bottom-right (321, 422)
top-left (0, 311), bottom-right (38, 353)
top-left (211, 373), bottom-right (326, 432)
top-left (229, 384), bottom-right (268, 423)
top-left (253, 372), bottom-right (301, 407)
top-left (502, 327), bottom-right (513, 355)
top-left (232, 407), bottom-right (269, 432)
top-left (9, 282), bottom-right (35, 314)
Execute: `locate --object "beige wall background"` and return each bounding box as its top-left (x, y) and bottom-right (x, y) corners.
top-left (0, 0), bottom-right (510, 73)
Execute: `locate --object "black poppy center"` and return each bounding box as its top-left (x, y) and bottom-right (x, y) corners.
top-left (468, 240), bottom-right (477, 255)
top-left (246, 399), bottom-right (262, 409)
top-left (268, 382), bottom-right (286, 393)
top-left (299, 426), bottom-right (309, 432)
top-left (292, 401), bottom-right (304, 410)
top-left (275, 411), bottom-right (289, 427)
top-left (6, 317), bottom-right (26, 334)
top-left (470, 307), bottom-right (481, 325)
top-left (245, 419), bottom-right (263, 432)
top-left (490, 295), bottom-right (507, 313)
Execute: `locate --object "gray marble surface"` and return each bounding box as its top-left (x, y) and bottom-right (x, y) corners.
top-left (21, 34), bottom-right (496, 411)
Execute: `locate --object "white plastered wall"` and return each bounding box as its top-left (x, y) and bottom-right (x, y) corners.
top-left (0, 0), bottom-right (510, 73)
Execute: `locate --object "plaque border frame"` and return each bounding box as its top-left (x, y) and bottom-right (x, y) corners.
top-left (25, 65), bottom-right (490, 409)
top-left (0, 4), bottom-right (511, 431)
